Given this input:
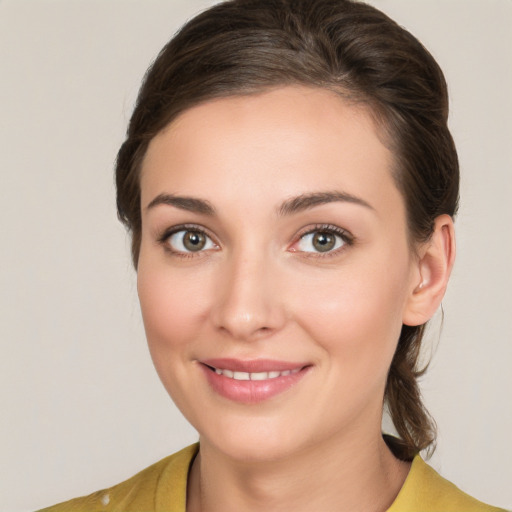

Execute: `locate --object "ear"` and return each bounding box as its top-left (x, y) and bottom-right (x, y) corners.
top-left (402, 214), bottom-right (456, 327)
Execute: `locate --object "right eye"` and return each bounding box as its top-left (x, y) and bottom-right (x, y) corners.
top-left (165, 229), bottom-right (216, 254)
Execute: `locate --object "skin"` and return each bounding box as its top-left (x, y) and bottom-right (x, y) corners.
top-left (137, 86), bottom-right (455, 512)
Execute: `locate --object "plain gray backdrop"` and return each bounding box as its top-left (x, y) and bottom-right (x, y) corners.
top-left (1, 1), bottom-right (511, 510)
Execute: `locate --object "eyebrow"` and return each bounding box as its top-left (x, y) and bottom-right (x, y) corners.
top-left (278, 191), bottom-right (374, 216)
top-left (146, 193), bottom-right (216, 215)
top-left (145, 190), bottom-right (374, 217)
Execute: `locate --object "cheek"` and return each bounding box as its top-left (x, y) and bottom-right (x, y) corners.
top-left (136, 259), bottom-right (218, 415)
top-left (137, 259), bottom-right (211, 358)
top-left (291, 255), bottom-right (411, 376)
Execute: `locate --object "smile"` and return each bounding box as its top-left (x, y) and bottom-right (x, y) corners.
top-left (199, 359), bottom-right (311, 404)
top-left (209, 367), bottom-right (301, 381)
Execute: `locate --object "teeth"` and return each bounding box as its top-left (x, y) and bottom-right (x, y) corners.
top-left (250, 372), bottom-right (268, 381)
top-left (213, 367), bottom-right (301, 380)
top-left (233, 371), bottom-right (250, 380)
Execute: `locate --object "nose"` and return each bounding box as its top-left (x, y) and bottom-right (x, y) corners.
top-left (210, 250), bottom-right (287, 341)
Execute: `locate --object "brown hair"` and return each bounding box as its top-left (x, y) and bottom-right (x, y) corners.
top-left (115, 0), bottom-right (459, 459)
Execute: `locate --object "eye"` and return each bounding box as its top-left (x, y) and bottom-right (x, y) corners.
top-left (165, 228), bottom-right (216, 253)
top-left (295, 227), bottom-right (351, 254)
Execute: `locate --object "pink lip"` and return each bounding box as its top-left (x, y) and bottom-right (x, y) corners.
top-left (199, 358), bottom-right (311, 404)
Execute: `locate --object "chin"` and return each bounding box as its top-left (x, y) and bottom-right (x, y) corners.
top-left (197, 414), bottom-right (308, 463)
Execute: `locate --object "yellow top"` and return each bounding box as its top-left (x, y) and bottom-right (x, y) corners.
top-left (38, 444), bottom-right (506, 512)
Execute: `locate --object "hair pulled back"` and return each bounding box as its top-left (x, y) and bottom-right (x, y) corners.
top-left (116, 0), bottom-right (459, 460)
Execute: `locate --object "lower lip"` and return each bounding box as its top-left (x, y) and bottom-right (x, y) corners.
top-left (200, 364), bottom-right (310, 404)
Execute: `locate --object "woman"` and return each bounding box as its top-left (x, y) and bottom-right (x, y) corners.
top-left (40, 0), bottom-right (506, 510)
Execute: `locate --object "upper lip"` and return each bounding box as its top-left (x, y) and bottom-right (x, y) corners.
top-left (200, 358), bottom-right (309, 373)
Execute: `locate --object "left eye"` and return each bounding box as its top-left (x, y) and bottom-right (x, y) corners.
top-left (166, 229), bottom-right (216, 253)
top-left (296, 230), bottom-right (346, 253)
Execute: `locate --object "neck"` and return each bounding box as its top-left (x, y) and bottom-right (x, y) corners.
top-left (186, 429), bottom-right (411, 512)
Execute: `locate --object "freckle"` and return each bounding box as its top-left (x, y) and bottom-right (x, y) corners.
top-left (101, 493), bottom-right (110, 506)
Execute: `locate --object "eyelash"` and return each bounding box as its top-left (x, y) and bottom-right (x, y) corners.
top-left (158, 224), bottom-right (218, 259)
top-left (157, 223), bottom-right (354, 258)
top-left (292, 224), bottom-right (354, 258)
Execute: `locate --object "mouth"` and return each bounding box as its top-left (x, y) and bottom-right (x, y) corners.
top-left (199, 358), bottom-right (311, 404)
top-left (205, 365), bottom-right (302, 381)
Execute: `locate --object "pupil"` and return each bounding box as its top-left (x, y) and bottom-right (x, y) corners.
top-left (313, 232), bottom-right (335, 252)
top-left (184, 231), bottom-right (206, 251)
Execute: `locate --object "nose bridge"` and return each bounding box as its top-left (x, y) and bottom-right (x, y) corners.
top-left (211, 244), bottom-right (285, 340)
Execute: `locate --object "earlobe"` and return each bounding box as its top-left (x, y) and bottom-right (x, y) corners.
top-left (403, 214), bottom-right (456, 326)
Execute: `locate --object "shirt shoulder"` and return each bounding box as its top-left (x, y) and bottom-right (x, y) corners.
top-left (388, 455), bottom-right (507, 512)
top-left (36, 444), bottom-right (198, 512)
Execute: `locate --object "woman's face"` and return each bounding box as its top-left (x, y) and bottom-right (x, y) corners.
top-left (137, 86), bottom-right (421, 461)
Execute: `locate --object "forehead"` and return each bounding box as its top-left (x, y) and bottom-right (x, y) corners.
top-left (140, 86), bottom-right (402, 219)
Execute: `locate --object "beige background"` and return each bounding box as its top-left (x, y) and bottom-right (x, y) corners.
top-left (0, 0), bottom-right (511, 510)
